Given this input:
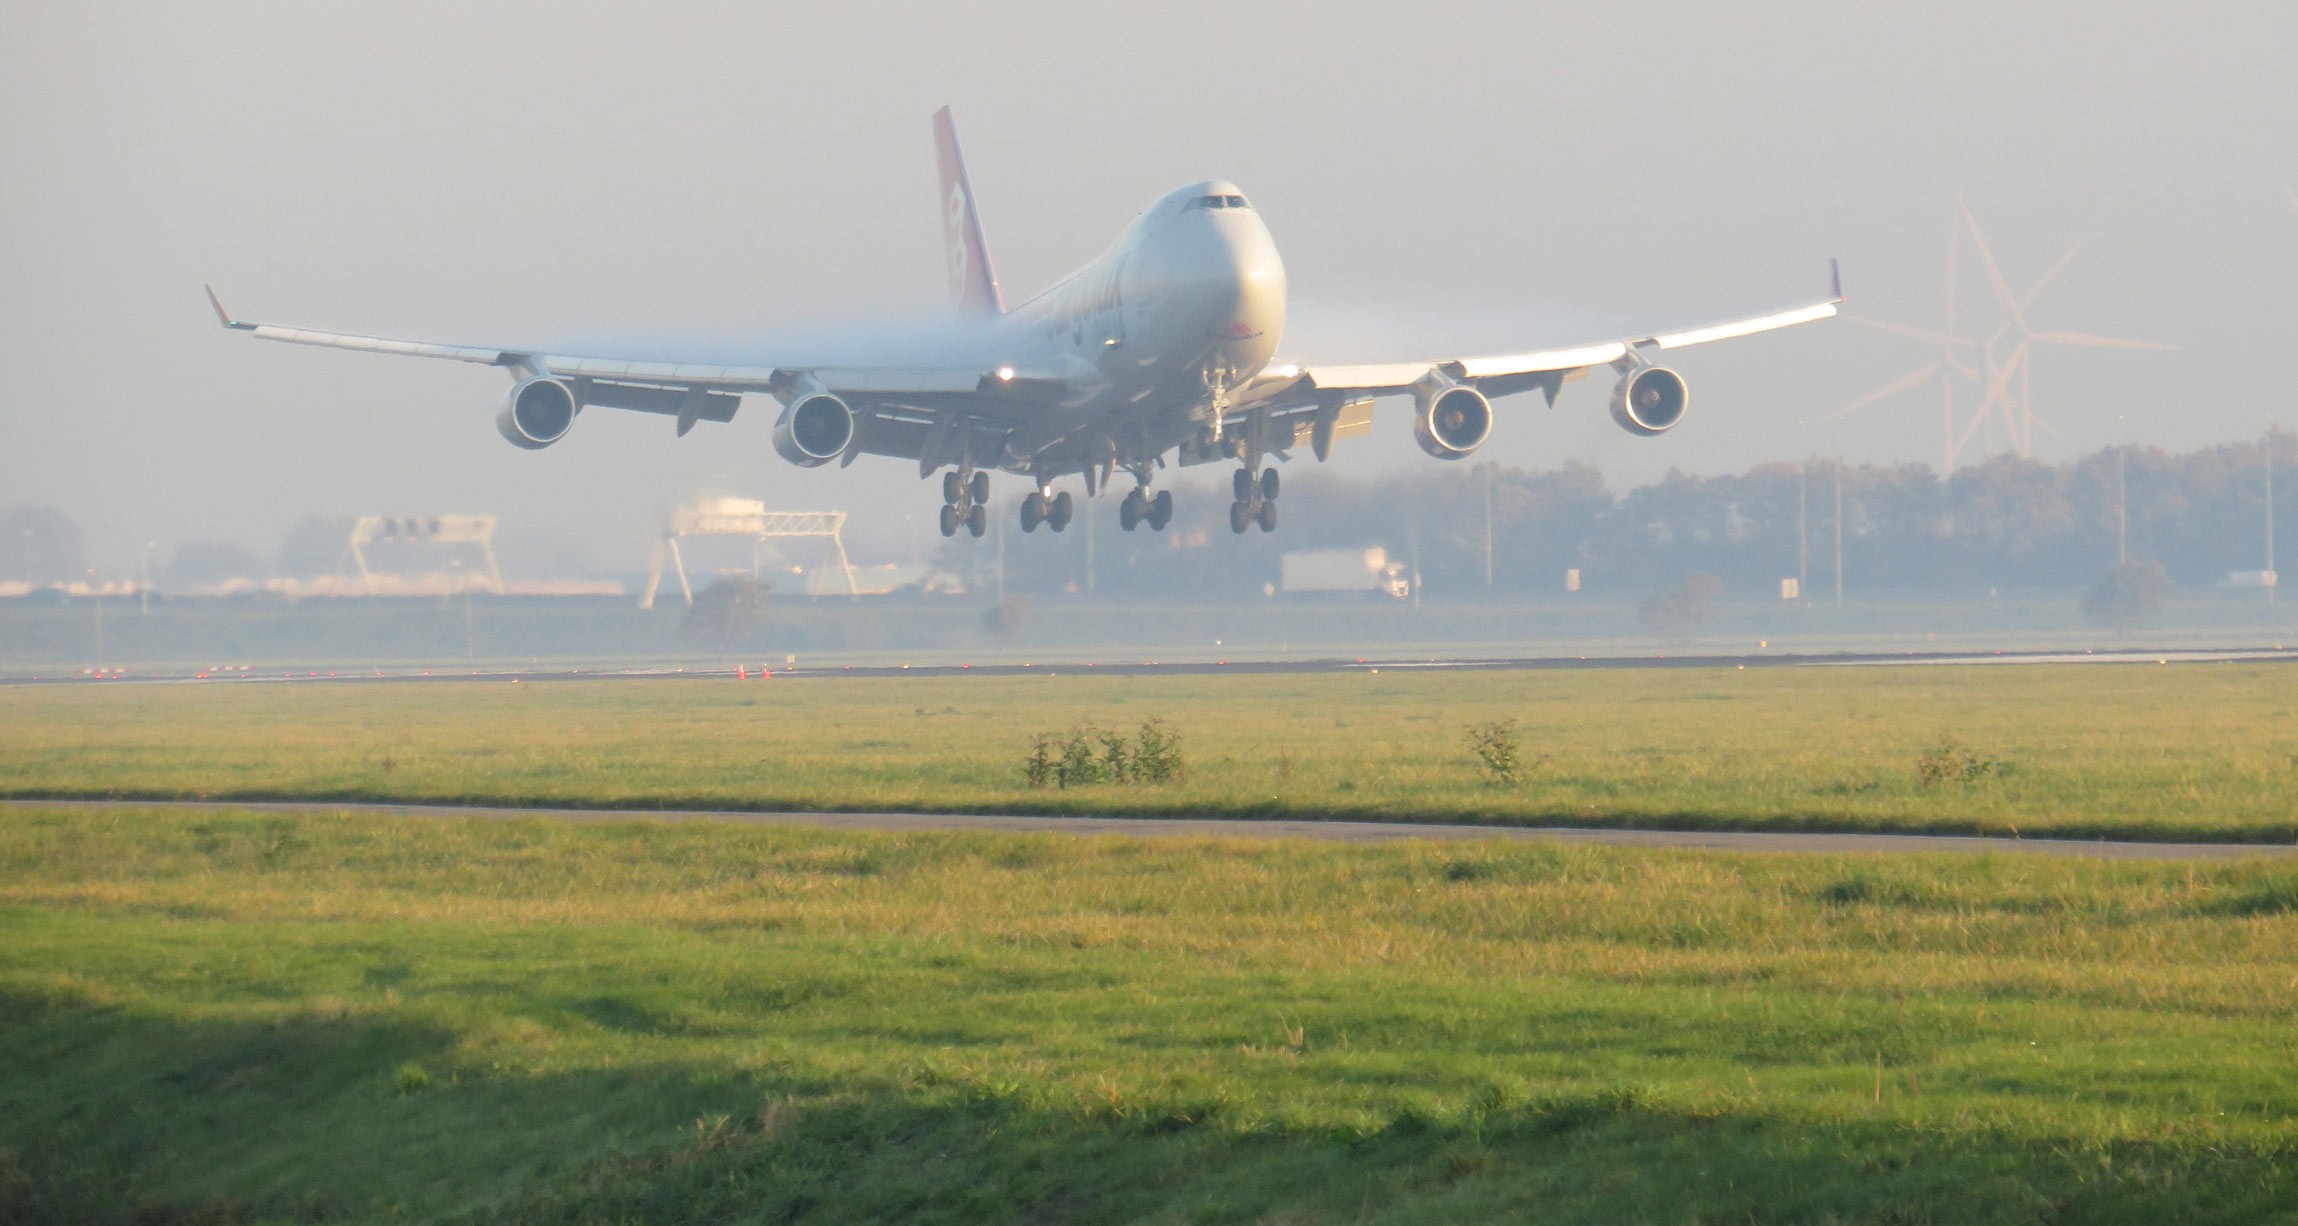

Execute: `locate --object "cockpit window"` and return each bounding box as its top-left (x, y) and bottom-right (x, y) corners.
top-left (1224, 195), bottom-right (1249, 209)
top-left (1190, 194), bottom-right (1252, 211)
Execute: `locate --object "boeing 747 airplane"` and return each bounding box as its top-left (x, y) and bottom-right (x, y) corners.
top-left (213, 108), bottom-right (1839, 538)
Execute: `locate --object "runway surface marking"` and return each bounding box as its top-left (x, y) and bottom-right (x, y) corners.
top-left (7, 798), bottom-right (2290, 860)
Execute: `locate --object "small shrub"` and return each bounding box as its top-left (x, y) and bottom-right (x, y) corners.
top-left (1096, 728), bottom-right (1131, 784)
top-left (1467, 720), bottom-right (1524, 786)
top-left (1055, 729), bottom-right (1103, 788)
top-left (393, 1061), bottom-right (432, 1095)
top-left (1133, 718), bottom-right (1185, 784)
top-left (1022, 735), bottom-right (1054, 789)
top-left (1914, 735), bottom-right (2003, 787)
top-left (1022, 719), bottom-right (1185, 788)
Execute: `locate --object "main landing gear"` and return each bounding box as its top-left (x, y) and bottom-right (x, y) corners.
top-left (1118, 487), bottom-right (1173, 532)
top-left (1020, 487), bottom-right (1073, 533)
top-left (1229, 465), bottom-right (1279, 533)
top-left (938, 468), bottom-right (988, 538)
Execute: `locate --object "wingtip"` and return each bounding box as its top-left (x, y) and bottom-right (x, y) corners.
top-left (1829, 257), bottom-right (1844, 303)
top-left (205, 284), bottom-right (251, 330)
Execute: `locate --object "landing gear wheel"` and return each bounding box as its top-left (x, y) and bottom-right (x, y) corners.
top-left (1150, 490), bottom-right (1173, 530)
top-left (1229, 501), bottom-right (1250, 534)
top-left (1196, 425), bottom-right (1218, 456)
top-left (1020, 493), bottom-right (1044, 532)
top-left (939, 504), bottom-right (960, 537)
top-left (969, 471), bottom-right (990, 506)
top-left (1119, 493), bottom-right (1142, 531)
top-left (1233, 468), bottom-right (1255, 502)
top-left (942, 471), bottom-right (963, 504)
top-left (1260, 467), bottom-right (1280, 501)
top-left (967, 503), bottom-right (987, 538)
top-left (1049, 491), bottom-right (1074, 532)
top-left (1257, 498), bottom-right (1278, 532)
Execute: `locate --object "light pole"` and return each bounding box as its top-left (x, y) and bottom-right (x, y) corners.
top-left (2114, 414), bottom-right (2128, 567)
top-left (141, 540), bottom-right (156, 616)
top-left (1832, 458), bottom-right (1845, 610)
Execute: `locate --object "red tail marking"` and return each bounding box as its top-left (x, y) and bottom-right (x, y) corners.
top-left (933, 107), bottom-right (1005, 317)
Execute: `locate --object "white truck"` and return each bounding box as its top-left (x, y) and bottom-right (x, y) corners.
top-left (1280, 548), bottom-right (1411, 599)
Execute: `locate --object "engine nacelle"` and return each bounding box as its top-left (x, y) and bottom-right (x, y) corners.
top-left (1412, 385), bottom-right (1493, 461)
top-left (772, 392), bottom-right (856, 467)
top-left (1609, 365), bottom-right (1689, 436)
top-left (495, 377), bottom-right (578, 450)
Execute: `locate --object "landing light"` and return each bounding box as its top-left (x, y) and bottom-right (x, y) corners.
top-left (996, 365), bottom-right (1016, 382)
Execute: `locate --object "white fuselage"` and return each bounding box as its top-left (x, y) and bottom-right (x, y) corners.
top-left (988, 180), bottom-right (1285, 456)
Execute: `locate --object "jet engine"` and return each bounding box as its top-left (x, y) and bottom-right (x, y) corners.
top-left (1608, 365), bottom-right (1689, 436)
top-left (772, 392), bottom-right (857, 467)
top-left (495, 377), bottom-right (578, 450)
top-left (1412, 385), bottom-right (1493, 461)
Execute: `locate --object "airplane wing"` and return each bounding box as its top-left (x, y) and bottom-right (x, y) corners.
top-left (1235, 261), bottom-right (1843, 415)
top-left (205, 287), bottom-right (1053, 462)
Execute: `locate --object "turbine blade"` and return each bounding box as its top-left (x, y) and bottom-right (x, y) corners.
top-left (1845, 316), bottom-right (1977, 350)
top-left (1823, 362), bottom-right (1944, 421)
top-left (2026, 330), bottom-right (2175, 351)
top-left (1956, 195), bottom-right (2029, 334)
top-left (2017, 237), bottom-right (2090, 313)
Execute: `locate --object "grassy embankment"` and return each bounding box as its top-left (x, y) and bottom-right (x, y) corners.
top-left (3, 664), bottom-right (2295, 840)
top-left (3, 806), bottom-right (2296, 1222)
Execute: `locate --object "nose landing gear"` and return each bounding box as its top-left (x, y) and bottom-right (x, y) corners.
top-left (937, 466), bottom-right (989, 537)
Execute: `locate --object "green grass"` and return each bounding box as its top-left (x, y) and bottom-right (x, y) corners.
top-left (4, 664), bottom-right (2297, 840)
top-left (3, 806), bottom-right (2296, 1222)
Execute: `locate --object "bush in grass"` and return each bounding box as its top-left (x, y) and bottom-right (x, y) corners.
top-left (1914, 735), bottom-right (2004, 787)
top-left (681, 576), bottom-right (770, 651)
top-left (1023, 719), bottom-right (1184, 788)
top-left (1638, 572), bottom-right (1724, 633)
top-left (2082, 559), bottom-right (2173, 634)
top-left (1467, 719), bottom-right (1525, 786)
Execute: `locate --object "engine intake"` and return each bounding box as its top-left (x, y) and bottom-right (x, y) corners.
top-left (1413, 385), bottom-right (1493, 460)
top-left (773, 392), bottom-right (856, 467)
top-left (496, 377), bottom-right (577, 450)
top-left (1609, 365), bottom-right (1689, 436)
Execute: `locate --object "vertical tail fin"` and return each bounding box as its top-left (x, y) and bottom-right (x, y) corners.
top-left (933, 107), bottom-right (1004, 318)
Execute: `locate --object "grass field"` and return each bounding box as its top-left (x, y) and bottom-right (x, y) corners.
top-left (4, 664), bottom-right (2296, 841)
top-left (3, 805), bottom-right (2295, 1222)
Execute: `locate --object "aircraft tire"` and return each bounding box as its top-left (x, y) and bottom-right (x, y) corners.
top-left (970, 471), bottom-right (990, 505)
top-left (1119, 498), bottom-right (1140, 531)
top-left (942, 471), bottom-right (963, 504)
top-left (1020, 494), bottom-right (1043, 532)
top-left (1261, 467), bottom-right (1280, 501)
top-left (939, 504), bottom-right (959, 536)
top-left (1257, 499), bottom-right (1278, 532)
top-left (1151, 490), bottom-right (1173, 529)
top-left (967, 503), bottom-right (987, 537)
top-left (1233, 469), bottom-right (1253, 502)
top-left (1229, 501), bottom-right (1250, 534)
top-left (1051, 491), bottom-right (1073, 528)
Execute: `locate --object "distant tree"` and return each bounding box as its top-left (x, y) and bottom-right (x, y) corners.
top-left (982, 596), bottom-right (1032, 643)
top-left (681, 576), bottom-right (770, 650)
top-left (2081, 559), bottom-right (2173, 634)
top-left (276, 514), bottom-right (354, 578)
top-left (162, 540), bottom-right (268, 589)
top-left (1638, 572), bottom-right (1724, 632)
top-left (0, 506), bottom-right (87, 584)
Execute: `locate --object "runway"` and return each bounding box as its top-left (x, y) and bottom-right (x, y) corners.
top-left (8, 797), bottom-right (2290, 860)
top-left (10, 644), bottom-right (2294, 686)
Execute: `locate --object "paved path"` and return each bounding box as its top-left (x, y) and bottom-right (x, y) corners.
top-left (7, 797), bottom-right (2290, 860)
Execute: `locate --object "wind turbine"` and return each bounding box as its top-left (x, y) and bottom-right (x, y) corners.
top-left (1827, 204), bottom-right (1983, 473)
top-left (1954, 196), bottom-right (2172, 460)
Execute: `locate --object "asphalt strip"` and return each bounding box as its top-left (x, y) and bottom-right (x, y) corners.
top-left (6, 797), bottom-right (2291, 860)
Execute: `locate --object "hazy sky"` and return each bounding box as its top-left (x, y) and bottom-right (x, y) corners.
top-left (5, 0), bottom-right (2294, 574)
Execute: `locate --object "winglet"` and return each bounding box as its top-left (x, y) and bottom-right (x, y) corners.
top-left (1828, 258), bottom-right (1844, 304)
top-left (205, 284), bottom-right (254, 330)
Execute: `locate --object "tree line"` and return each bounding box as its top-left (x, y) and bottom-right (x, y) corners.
top-left (949, 433), bottom-right (2292, 601)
